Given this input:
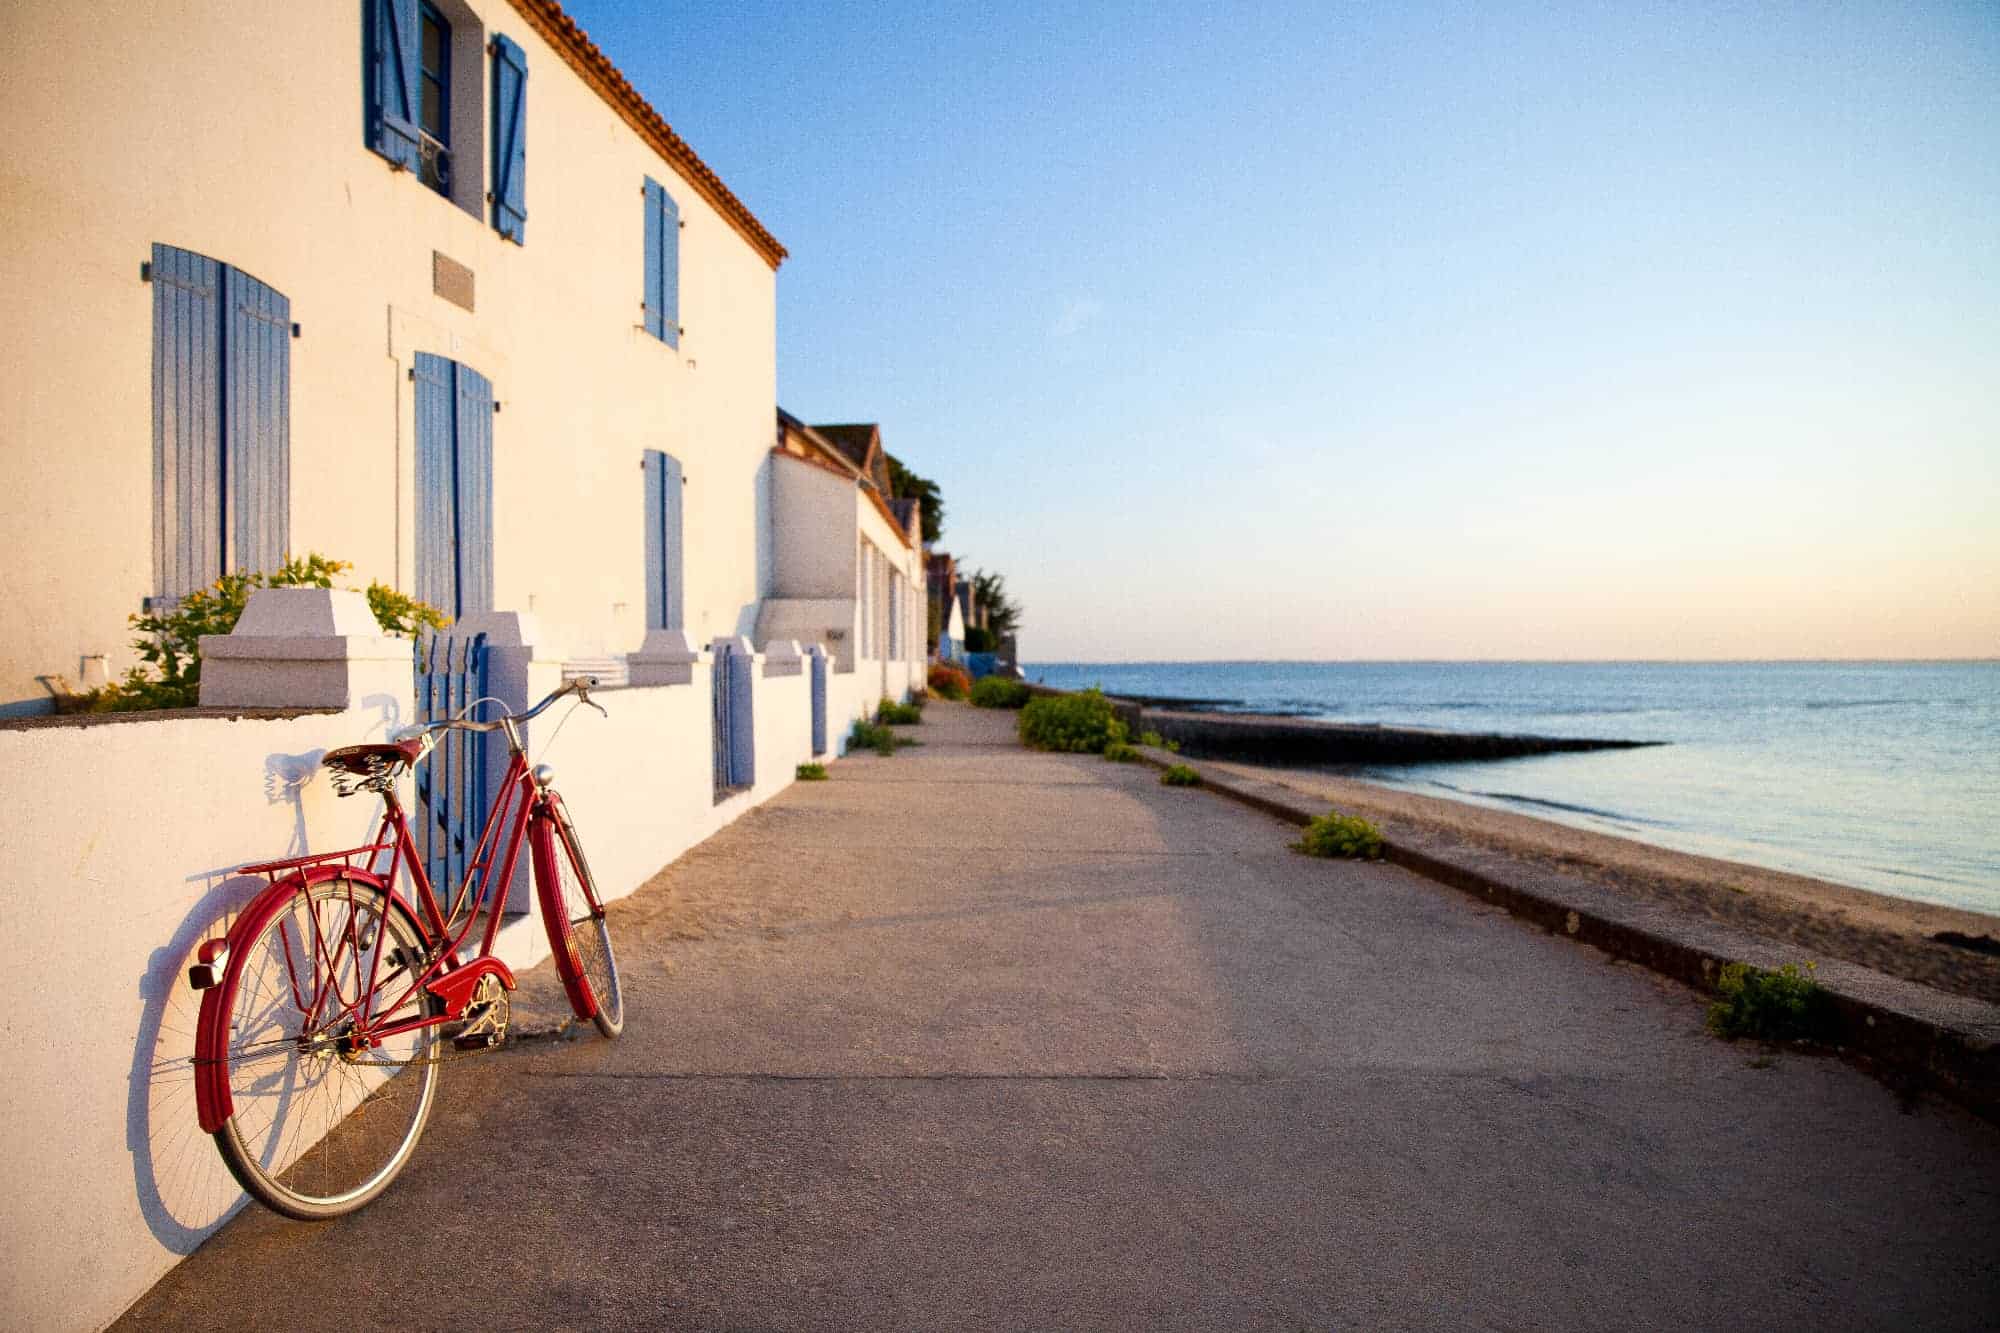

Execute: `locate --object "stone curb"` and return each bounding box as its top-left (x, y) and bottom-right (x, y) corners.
top-left (1133, 745), bottom-right (2000, 1123)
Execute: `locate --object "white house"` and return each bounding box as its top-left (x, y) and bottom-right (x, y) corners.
top-left (0, 4), bottom-right (925, 1327)
top-left (0, 0), bottom-right (794, 712)
top-left (759, 411), bottom-right (927, 702)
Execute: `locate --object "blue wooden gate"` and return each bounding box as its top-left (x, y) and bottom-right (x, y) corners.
top-left (711, 642), bottom-right (756, 798)
top-left (809, 647), bottom-right (828, 756)
top-left (414, 632), bottom-right (488, 910)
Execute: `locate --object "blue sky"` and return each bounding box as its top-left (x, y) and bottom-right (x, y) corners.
top-left (565, 1), bottom-right (1999, 660)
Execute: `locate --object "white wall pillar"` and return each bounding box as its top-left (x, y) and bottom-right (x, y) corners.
top-left (628, 628), bottom-right (705, 687)
top-left (198, 588), bottom-right (409, 711)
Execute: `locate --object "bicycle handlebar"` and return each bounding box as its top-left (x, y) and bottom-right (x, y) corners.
top-left (394, 676), bottom-right (606, 740)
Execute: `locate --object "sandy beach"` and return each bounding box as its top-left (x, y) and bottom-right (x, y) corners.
top-left (1217, 759), bottom-right (2000, 1005)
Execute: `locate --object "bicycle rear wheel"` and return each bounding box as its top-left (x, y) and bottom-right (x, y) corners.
top-left (213, 876), bottom-right (443, 1219)
top-left (534, 801), bottom-right (624, 1037)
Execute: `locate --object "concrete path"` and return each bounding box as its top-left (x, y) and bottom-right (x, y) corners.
top-left (120, 703), bottom-right (2000, 1330)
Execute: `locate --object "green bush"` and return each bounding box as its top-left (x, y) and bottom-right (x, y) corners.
top-left (1160, 764), bottom-right (1201, 787)
top-left (969, 676), bottom-right (1031, 709)
top-left (1136, 729), bottom-right (1181, 754)
top-left (1293, 810), bottom-right (1385, 860)
top-left (963, 625), bottom-right (998, 653)
top-left (877, 698), bottom-right (923, 726)
top-left (795, 762), bottom-right (828, 781)
top-left (1017, 689), bottom-right (1126, 754)
top-left (62, 554), bottom-right (447, 713)
top-left (1706, 962), bottom-right (1835, 1042)
top-left (849, 720), bottom-right (922, 756)
top-left (1102, 740), bottom-right (1138, 762)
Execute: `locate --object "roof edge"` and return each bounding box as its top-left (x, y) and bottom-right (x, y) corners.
top-left (506, 0), bottom-right (788, 269)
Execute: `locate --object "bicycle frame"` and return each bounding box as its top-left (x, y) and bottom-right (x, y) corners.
top-left (224, 730), bottom-right (564, 1050)
top-left (193, 681), bottom-right (612, 1140)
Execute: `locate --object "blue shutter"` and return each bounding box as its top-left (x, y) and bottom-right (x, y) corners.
top-left (489, 33), bottom-right (528, 242)
top-left (642, 178), bottom-right (665, 340)
top-left (413, 352), bottom-right (455, 616)
top-left (151, 245), bottom-right (222, 601)
top-left (658, 187), bottom-right (680, 349)
top-left (365, 0), bottom-right (422, 170)
top-left (727, 648), bottom-right (756, 787)
top-left (641, 450), bottom-right (684, 629)
top-left (810, 648), bottom-right (828, 756)
top-left (452, 363), bottom-right (495, 618)
top-left (222, 266), bottom-right (291, 577)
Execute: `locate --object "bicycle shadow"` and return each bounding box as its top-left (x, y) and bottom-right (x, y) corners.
top-left (125, 724), bottom-right (402, 1250)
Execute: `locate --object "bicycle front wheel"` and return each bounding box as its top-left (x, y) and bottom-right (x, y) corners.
top-left (534, 801), bottom-right (624, 1038)
top-left (213, 876), bottom-right (443, 1219)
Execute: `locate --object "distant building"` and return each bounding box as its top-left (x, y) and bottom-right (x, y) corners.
top-left (761, 412), bottom-right (926, 697)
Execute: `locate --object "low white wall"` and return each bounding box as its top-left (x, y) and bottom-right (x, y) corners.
top-left (0, 648), bottom-right (841, 1331)
top-left (0, 699), bottom-right (412, 1332)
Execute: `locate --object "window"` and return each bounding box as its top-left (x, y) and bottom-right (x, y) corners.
top-left (642, 450), bottom-right (684, 630)
top-left (366, 0), bottom-right (523, 226)
top-left (642, 177), bottom-right (681, 346)
top-left (417, 3), bottom-right (451, 195)
top-left (149, 244), bottom-right (291, 604)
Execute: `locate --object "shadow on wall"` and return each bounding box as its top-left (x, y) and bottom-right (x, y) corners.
top-left (124, 693), bottom-right (404, 1251)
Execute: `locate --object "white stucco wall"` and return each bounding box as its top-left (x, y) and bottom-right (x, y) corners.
top-left (0, 1), bottom-right (778, 709)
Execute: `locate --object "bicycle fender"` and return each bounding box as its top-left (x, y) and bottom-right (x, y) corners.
top-left (529, 810), bottom-right (600, 1023)
top-left (192, 867), bottom-right (403, 1134)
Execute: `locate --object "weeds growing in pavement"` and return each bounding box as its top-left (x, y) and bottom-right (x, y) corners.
top-left (1705, 962), bottom-right (1835, 1043)
top-left (1293, 810), bottom-right (1385, 860)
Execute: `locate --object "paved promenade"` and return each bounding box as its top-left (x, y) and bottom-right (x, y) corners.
top-left (121, 703), bottom-right (2000, 1330)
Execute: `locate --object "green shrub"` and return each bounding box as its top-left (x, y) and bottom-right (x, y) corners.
top-left (1706, 962), bottom-right (1835, 1042)
top-left (969, 676), bottom-right (1031, 709)
top-left (1136, 729), bottom-right (1181, 754)
top-left (1160, 764), bottom-right (1201, 787)
top-left (64, 554), bottom-right (446, 713)
top-left (795, 762), bottom-right (828, 781)
top-left (1293, 810), bottom-right (1385, 860)
top-left (1102, 740), bottom-right (1138, 762)
top-left (1018, 689), bottom-right (1126, 754)
top-left (877, 698), bottom-right (923, 726)
top-left (963, 625), bottom-right (997, 653)
top-left (849, 720), bottom-right (923, 756)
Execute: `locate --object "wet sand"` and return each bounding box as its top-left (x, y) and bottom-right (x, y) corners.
top-left (1217, 759), bottom-right (2000, 1005)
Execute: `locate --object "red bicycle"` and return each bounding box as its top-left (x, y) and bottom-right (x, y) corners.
top-left (188, 676), bottom-right (623, 1218)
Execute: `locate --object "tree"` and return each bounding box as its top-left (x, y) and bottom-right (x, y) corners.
top-left (885, 453), bottom-right (944, 546)
top-left (970, 568), bottom-right (1022, 639)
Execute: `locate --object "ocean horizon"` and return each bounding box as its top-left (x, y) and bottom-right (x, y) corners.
top-left (1022, 659), bottom-right (2000, 916)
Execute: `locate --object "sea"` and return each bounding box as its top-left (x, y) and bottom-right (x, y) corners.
top-left (1023, 661), bottom-right (2000, 916)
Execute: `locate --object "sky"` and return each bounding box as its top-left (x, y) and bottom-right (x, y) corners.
top-left (564, 0), bottom-right (1999, 661)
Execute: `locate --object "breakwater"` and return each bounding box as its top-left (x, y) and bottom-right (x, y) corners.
top-left (1016, 684), bottom-right (1659, 765)
top-left (1138, 708), bottom-right (1662, 765)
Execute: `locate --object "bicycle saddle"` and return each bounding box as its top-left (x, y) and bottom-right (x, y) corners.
top-left (321, 740), bottom-right (425, 775)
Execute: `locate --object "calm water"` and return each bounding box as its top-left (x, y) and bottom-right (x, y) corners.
top-left (1025, 661), bottom-right (2000, 914)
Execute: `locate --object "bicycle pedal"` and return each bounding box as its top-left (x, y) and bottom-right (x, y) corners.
top-left (451, 1030), bottom-right (503, 1052)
